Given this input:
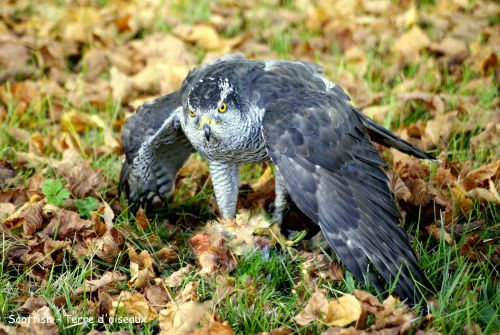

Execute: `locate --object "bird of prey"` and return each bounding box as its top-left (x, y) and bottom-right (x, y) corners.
top-left (120, 54), bottom-right (434, 305)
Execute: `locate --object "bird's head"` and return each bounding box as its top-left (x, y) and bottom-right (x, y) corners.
top-left (183, 77), bottom-right (245, 146)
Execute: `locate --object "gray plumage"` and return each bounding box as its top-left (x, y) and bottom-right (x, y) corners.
top-left (120, 54), bottom-right (434, 305)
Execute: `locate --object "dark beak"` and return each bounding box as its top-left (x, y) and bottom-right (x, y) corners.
top-left (203, 123), bottom-right (211, 141)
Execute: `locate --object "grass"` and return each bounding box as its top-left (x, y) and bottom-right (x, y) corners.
top-left (0, 1), bottom-right (499, 334)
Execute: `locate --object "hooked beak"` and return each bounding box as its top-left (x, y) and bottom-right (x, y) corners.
top-left (203, 123), bottom-right (211, 141)
top-left (200, 116), bottom-right (212, 141)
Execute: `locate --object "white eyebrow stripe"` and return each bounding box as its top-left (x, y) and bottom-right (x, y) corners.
top-left (217, 78), bottom-right (233, 108)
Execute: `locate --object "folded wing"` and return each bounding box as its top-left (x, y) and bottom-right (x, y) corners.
top-left (262, 89), bottom-right (430, 304)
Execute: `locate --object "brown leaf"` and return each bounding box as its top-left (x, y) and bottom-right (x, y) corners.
top-left (56, 150), bottom-right (106, 198)
top-left (18, 296), bottom-right (48, 315)
top-left (91, 202), bottom-right (114, 235)
top-left (467, 183), bottom-right (500, 205)
top-left (43, 209), bottom-right (92, 239)
top-left (155, 247), bottom-right (178, 265)
top-left (74, 272), bottom-right (126, 295)
top-left (293, 290), bottom-right (329, 326)
top-left (16, 306), bottom-right (59, 335)
top-left (430, 37), bottom-right (468, 63)
top-left (257, 326), bottom-right (294, 335)
top-left (0, 322), bottom-right (15, 335)
top-left (177, 280), bottom-right (199, 303)
top-left (426, 224), bottom-right (454, 245)
top-left (324, 294), bottom-right (362, 327)
top-left (145, 285), bottom-right (170, 310)
top-left (158, 300), bottom-right (211, 335)
top-left (162, 265), bottom-right (194, 288)
top-left (135, 207), bottom-right (149, 230)
top-left (0, 161), bottom-right (16, 183)
top-left (44, 238), bottom-right (71, 254)
top-left (388, 171), bottom-right (411, 202)
top-left (197, 245), bottom-right (237, 275)
top-left (111, 291), bottom-right (158, 323)
top-left (28, 133), bottom-right (46, 156)
top-left (89, 227), bottom-right (126, 262)
top-left (22, 200), bottom-right (44, 235)
top-left (372, 296), bottom-right (414, 330)
top-left (190, 321), bottom-right (235, 335)
top-left (128, 249), bottom-right (155, 289)
top-left (0, 203), bottom-right (16, 222)
top-left (3, 197), bottom-right (44, 232)
top-left (174, 24), bottom-right (234, 52)
top-left (392, 26), bottom-right (430, 60)
top-left (462, 160), bottom-right (499, 191)
top-left (353, 290), bottom-right (384, 315)
top-left (422, 112), bottom-right (459, 148)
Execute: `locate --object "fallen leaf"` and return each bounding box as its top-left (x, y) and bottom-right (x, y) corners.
top-left (145, 284), bottom-right (170, 310)
top-left (56, 150), bottom-right (106, 199)
top-left (191, 321), bottom-right (235, 335)
top-left (257, 326), bottom-right (294, 335)
top-left (293, 290), bottom-right (329, 326)
top-left (87, 227), bottom-right (126, 262)
top-left (462, 160), bottom-right (499, 191)
top-left (135, 207), bottom-right (149, 230)
top-left (128, 249), bottom-right (155, 289)
top-left (324, 294), bottom-right (362, 327)
top-left (18, 296), bottom-right (48, 315)
top-left (392, 26), bottom-right (430, 60)
top-left (372, 296), bottom-right (414, 330)
top-left (74, 271), bottom-right (126, 295)
top-left (174, 24), bottom-right (235, 52)
top-left (43, 209), bottom-right (92, 239)
top-left (467, 184), bottom-right (500, 205)
top-left (0, 203), bottom-right (16, 221)
top-left (430, 37), bottom-right (468, 63)
top-left (0, 322), bottom-right (15, 335)
top-left (426, 224), bottom-right (454, 245)
top-left (111, 291), bottom-right (158, 323)
top-left (388, 171), bottom-right (412, 202)
top-left (44, 238), bottom-right (71, 254)
top-left (155, 247), bottom-right (178, 265)
top-left (28, 133), bottom-right (46, 156)
top-left (0, 161), bottom-right (16, 183)
top-left (158, 300), bottom-right (211, 335)
top-left (177, 280), bottom-right (199, 303)
top-left (162, 265), bottom-right (193, 288)
top-left (3, 197), bottom-right (44, 232)
top-left (16, 306), bottom-right (59, 335)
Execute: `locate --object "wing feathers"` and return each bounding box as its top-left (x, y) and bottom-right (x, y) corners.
top-left (262, 89), bottom-right (431, 305)
top-left (119, 91), bottom-right (194, 211)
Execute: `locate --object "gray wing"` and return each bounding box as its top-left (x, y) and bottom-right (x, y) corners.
top-left (120, 91), bottom-right (194, 211)
top-left (262, 88), bottom-right (430, 305)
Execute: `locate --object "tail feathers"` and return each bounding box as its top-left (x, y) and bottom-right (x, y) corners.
top-left (357, 110), bottom-right (436, 160)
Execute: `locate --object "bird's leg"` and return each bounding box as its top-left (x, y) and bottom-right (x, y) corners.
top-left (272, 170), bottom-right (288, 225)
top-left (209, 160), bottom-right (240, 221)
top-left (270, 170), bottom-right (309, 246)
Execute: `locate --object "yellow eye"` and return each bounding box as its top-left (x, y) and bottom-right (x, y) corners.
top-left (189, 110), bottom-right (196, 117)
top-left (218, 102), bottom-right (227, 113)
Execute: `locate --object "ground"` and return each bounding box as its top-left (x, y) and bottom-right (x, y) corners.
top-left (0, 0), bottom-right (499, 334)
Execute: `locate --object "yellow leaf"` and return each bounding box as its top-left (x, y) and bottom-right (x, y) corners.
top-left (392, 26), bottom-right (430, 60)
top-left (324, 294), bottom-right (362, 327)
top-left (159, 300), bottom-right (211, 335)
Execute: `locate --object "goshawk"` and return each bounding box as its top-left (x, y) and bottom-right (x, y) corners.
top-left (120, 54), bottom-right (434, 305)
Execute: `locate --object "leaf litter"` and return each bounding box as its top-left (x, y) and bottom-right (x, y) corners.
top-left (0, 0), bottom-right (498, 334)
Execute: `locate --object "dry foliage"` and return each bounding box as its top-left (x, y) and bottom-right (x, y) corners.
top-left (0, 0), bottom-right (498, 334)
